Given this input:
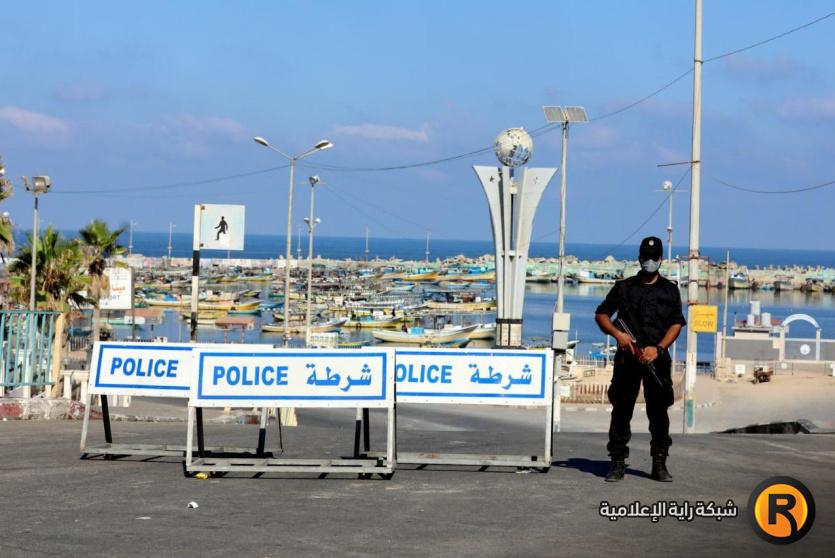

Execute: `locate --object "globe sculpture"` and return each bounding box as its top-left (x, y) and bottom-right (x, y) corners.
top-left (493, 127), bottom-right (534, 168)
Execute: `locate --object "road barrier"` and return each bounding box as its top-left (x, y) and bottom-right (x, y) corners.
top-left (185, 347), bottom-right (396, 477)
top-left (357, 347), bottom-right (555, 471)
top-left (80, 341), bottom-right (267, 459)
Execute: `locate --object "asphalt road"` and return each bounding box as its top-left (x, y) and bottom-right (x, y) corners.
top-left (1, 406), bottom-right (833, 557)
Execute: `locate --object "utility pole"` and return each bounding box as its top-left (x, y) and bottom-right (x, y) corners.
top-left (167, 222), bottom-right (175, 267)
top-left (684, 0), bottom-right (703, 434)
top-left (128, 220), bottom-right (137, 256)
top-left (425, 230), bottom-right (430, 263)
top-left (364, 226), bottom-right (370, 262)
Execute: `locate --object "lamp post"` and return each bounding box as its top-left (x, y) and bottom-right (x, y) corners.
top-left (21, 175), bottom-right (50, 400)
top-left (22, 176), bottom-right (52, 311)
top-left (254, 136), bottom-right (333, 346)
top-left (128, 220), bottom-right (138, 256)
top-left (304, 175), bottom-right (322, 347)
top-left (658, 180), bottom-right (687, 373)
top-left (424, 231), bottom-right (431, 263)
top-left (167, 222), bottom-right (175, 267)
top-left (542, 106), bottom-right (588, 316)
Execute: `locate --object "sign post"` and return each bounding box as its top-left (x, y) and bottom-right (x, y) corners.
top-left (190, 204), bottom-right (250, 454)
top-left (186, 347), bottom-right (396, 477)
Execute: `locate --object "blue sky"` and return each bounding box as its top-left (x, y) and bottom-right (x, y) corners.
top-left (0, 0), bottom-right (833, 251)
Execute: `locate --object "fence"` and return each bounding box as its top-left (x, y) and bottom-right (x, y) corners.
top-left (561, 374), bottom-right (684, 405)
top-left (0, 310), bottom-right (61, 390)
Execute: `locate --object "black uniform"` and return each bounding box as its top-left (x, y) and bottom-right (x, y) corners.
top-left (595, 274), bottom-right (686, 459)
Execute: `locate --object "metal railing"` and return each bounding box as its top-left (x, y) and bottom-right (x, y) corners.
top-left (0, 310), bottom-right (61, 388)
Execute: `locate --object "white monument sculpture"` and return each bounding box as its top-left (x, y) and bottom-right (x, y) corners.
top-left (474, 128), bottom-right (557, 348)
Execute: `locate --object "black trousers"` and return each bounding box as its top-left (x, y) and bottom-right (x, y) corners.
top-left (606, 350), bottom-right (673, 459)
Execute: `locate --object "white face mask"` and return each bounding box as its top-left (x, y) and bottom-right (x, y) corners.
top-left (640, 259), bottom-right (661, 274)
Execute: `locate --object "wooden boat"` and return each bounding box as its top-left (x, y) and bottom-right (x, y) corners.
top-left (576, 270), bottom-right (619, 285)
top-left (344, 315), bottom-right (401, 328)
top-left (145, 296), bottom-right (188, 307)
top-left (262, 317), bottom-right (348, 334)
top-left (372, 324), bottom-right (478, 344)
top-left (425, 299), bottom-right (496, 312)
top-left (229, 299), bottom-right (261, 312)
top-left (467, 323), bottom-right (497, 339)
top-left (421, 337), bottom-right (470, 348)
top-left (728, 272), bottom-right (751, 290)
top-left (180, 310), bottom-right (228, 324)
top-left (403, 267), bottom-right (437, 282)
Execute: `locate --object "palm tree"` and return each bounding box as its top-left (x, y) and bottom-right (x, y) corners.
top-left (0, 156), bottom-right (14, 260)
top-left (79, 220), bottom-right (126, 343)
top-left (9, 227), bottom-right (88, 311)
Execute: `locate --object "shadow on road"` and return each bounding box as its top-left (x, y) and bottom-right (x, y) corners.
top-left (552, 458), bottom-right (651, 479)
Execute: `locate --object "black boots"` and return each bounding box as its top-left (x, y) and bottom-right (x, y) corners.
top-left (605, 455), bottom-right (672, 482)
top-left (650, 454), bottom-right (673, 482)
top-left (605, 457), bottom-right (626, 482)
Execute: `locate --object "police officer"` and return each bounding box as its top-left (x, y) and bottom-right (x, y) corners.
top-left (594, 236), bottom-right (686, 482)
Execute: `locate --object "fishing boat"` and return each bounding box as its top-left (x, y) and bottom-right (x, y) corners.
top-left (145, 295), bottom-right (189, 307)
top-left (421, 337), bottom-right (470, 348)
top-left (728, 272), bottom-right (751, 290)
top-left (386, 282), bottom-right (416, 292)
top-left (228, 299), bottom-right (261, 313)
top-left (403, 267), bottom-right (438, 282)
top-left (371, 324), bottom-right (478, 344)
top-left (576, 269), bottom-right (620, 285)
top-left (526, 268), bottom-right (554, 283)
top-left (467, 323), bottom-right (497, 339)
top-left (262, 317), bottom-right (348, 334)
top-left (343, 315), bottom-right (401, 328)
top-left (773, 276), bottom-right (797, 291)
top-left (180, 310), bottom-right (228, 324)
top-left (425, 299), bottom-right (496, 312)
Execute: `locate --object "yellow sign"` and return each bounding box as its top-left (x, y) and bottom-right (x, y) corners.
top-left (690, 305), bottom-right (718, 333)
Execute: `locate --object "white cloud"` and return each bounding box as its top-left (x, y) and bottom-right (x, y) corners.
top-left (161, 113), bottom-right (248, 139)
top-left (777, 94), bottom-right (835, 121)
top-left (0, 106), bottom-right (70, 139)
top-left (720, 54), bottom-right (816, 84)
top-left (330, 122), bottom-right (430, 143)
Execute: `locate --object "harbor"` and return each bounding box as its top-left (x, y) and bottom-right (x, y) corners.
top-left (71, 250), bottom-right (835, 368)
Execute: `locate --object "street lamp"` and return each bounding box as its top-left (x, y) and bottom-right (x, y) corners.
top-left (543, 106), bottom-right (588, 317)
top-left (254, 136), bottom-right (333, 346)
top-left (304, 175), bottom-right (322, 347)
top-left (128, 220), bottom-right (138, 256)
top-left (21, 175), bottom-right (51, 311)
top-left (167, 222), bottom-right (176, 267)
top-left (657, 180), bottom-right (688, 270)
top-left (424, 230), bottom-right (431, 263)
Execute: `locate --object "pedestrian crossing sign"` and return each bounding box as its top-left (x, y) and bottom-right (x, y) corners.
top-left (199, 204), bottom-right (245, 251)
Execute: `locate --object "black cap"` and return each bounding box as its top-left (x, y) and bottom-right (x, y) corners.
top-left (639, 236), bottom-right (663, 260)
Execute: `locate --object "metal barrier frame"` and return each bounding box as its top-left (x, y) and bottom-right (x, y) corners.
top-left (80, 341), bottom-right (265, 460)
top-left (185, 347), bottom-right (396, 477)
top-left (358, 348), bottom-right (555, 471)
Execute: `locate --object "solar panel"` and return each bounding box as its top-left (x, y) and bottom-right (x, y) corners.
top-left (564, 106), bottom-right (589, 123)
top-left (542, 106), bottom-right (566, 123)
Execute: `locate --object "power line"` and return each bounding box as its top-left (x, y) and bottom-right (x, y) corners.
top-left (49, 11), bottom-right (835, 192)
top-left (703, 11), bottom-right (835, 63)
top-left (591, 167), bottom-right (692, 258)
top-left (53, 165), bottom-right (289, 195)
top-left (709, 174), bottom-right (835, 195)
